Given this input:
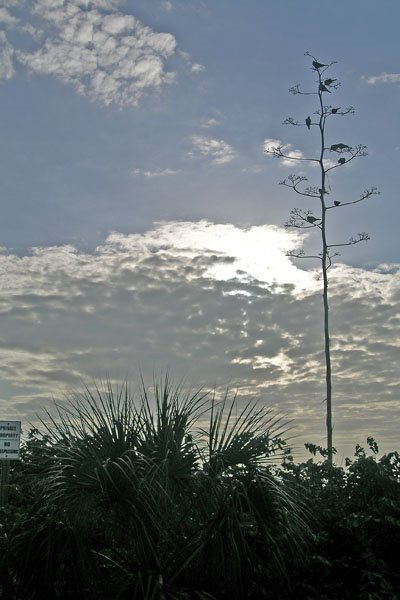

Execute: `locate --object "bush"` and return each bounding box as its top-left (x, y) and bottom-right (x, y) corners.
top-left (280, 438), bottom-right (400, 599)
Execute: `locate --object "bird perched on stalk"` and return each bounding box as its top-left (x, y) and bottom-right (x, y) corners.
top-left (306, 215), bottom-right (319, 224)
top-left (331, 107), bottom-right (341, 114)
top-left (313, 60), bottom-right (327, 69)
top-left (319, 83), bottom-right (331, 93)
top-left (334, 201), bottom-right (341, 206)
top-left (330, 143), bottom-right (351, 152)
top-left (306, 116), bottom-right (311, 130)
top-left (338, 157), bottom-right (346, 165)
top-left (324, 78), bottom-right (336, 86)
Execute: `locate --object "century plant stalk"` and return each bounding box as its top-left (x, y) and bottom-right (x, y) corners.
top-left (316, 66), bottom-right (333, 463)
top-left (265, 53), bottom-right (379, 463)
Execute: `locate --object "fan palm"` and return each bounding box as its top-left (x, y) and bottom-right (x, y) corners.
top-left (6, 378), bottom-right (310, 599)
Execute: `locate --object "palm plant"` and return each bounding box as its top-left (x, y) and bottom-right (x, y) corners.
top-left (5, 378), bottom-right (310, 600)
top-left (191, 395), bottom-right (308, 598)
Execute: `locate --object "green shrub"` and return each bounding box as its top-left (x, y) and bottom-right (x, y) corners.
top-left (280, 438), bottom-right (400, 599)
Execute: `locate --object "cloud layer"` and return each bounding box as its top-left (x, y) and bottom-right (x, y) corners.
top-left (0, 221), bottom-right (399, 458)
top-left (1, 0), bottom-right (178, 106)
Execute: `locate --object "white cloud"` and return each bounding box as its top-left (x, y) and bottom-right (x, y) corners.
top-left (191, 62), bottom-right (205, 73)
top-left (264, 138), bottom-right (305, 166)
top-left (362, 72), bottom-right (400, 86)
top-left (133, 167), bottom-right (180, 177)
top-left (14, 1), bottom-right (177, 107)
top-left (191, 135), bottom-right (236, 164)
top-left (0, 7), bottom-right (18, 25)
top-left (264, 137), bottom-right (336, 168)
top-left (20, 23), bottom-right (43, 39)
top-left (200, 117), bottom-right (220, 128)
top-left (178, 49), bottom-right (205, 75)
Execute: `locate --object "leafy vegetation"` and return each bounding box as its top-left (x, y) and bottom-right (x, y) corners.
top-left (1, 380), bottom-right (399, 599)
top-left (0, 379), bottom-right (306, 599)
top-left (279, 438), bottom-right (400, 599)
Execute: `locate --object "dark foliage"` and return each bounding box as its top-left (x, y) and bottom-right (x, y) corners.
top-left (279, 438), bottom-right (400, 599)
top-left (1, 387), bottom-right (399, 599)
top-left (0, 382), bottom-right (306, 600)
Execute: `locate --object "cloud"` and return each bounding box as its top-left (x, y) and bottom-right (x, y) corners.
top-left (132, 168), bottom-right (180, 177)
top-left (190, 135), bottom-right (236, 164)
top-left (0, 7), bottom-right (18, 26)
top-left (191, 62), bottom-right (205, 73)
top-left (178, 49), bottom-right (205, 75)
top-left (161, 1), bottom-right (174, 11)
top-left (264, 138), bottom-right (336, 169)
top-left (264, 138), bottom-right (305, 166)
top-left (200, 117), bottom-right (220, 128)
top-left (0, 221), bottom-right (399, 458)
top-left (13, 1), bottom-right (177, 107)
top-left (362, 72), bottom-right (400, 86)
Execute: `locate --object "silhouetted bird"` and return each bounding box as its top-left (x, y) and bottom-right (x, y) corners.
top-left (306, 215), bottom-right (319, 224)
top-left (338, 157), bottom-right (346, 165)
top-left (330, 143), bottom-right (351, 152)
top-left (312, 60), bottom-right (327, 69)
top-left (334, 201), bottom-right (341, 206)
top-left (331, 107), bottom-right (341, 114)
top-left (324, 78), bottom-right (337, 86)
top-left (319, 83), bottom-right (331, 93)
top-left (306, 116), bottom-right (311, 130)
top-left (318, 188), bottom-right (328, 195)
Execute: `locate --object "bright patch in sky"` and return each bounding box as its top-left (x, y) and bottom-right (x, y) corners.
top-left (139, 221), bottom-right (316, 292)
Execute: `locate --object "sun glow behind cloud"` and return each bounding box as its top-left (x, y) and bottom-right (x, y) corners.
top-left (142, 221), bottom-right (317, 293)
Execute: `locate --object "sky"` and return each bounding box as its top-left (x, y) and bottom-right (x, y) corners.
top-left (0, 0), bottom-right (399, 461)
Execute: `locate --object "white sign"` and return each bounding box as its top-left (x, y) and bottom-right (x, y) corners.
top-left (0, 421), bottom-right (21, 460)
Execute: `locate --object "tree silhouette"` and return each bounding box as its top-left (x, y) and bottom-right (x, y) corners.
top-left (265, 52), bottom-right (379, 463)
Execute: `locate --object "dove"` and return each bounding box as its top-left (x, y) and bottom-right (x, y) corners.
top-left (338, 158), bottom-right (346, 165)
top-left (306, 215), bottom-right (319, 224)
top-left (312, 60), bottom-right (327, 69)
top-left (330, 143), bottom-right (351, 152)
top-left (319, 83), bottom-right (331, 93)
top-left (306, 116), bottom-right (311, 130)
top-left (334, 201), bottom-right (341, 206)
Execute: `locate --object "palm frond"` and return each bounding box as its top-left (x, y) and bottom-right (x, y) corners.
top-left (199, 391), bottom-right (291, 475)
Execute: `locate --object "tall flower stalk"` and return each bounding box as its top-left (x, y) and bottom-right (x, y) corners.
top-left (265, 53), bottom-right (379, 463)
